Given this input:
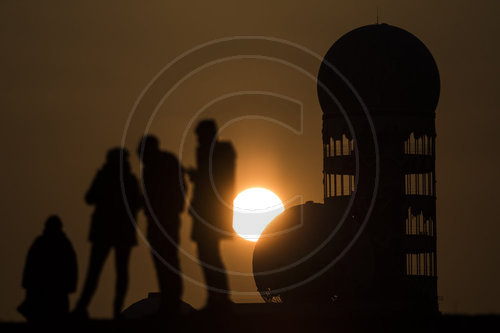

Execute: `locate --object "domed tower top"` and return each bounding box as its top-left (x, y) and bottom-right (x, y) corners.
top-left (317, 23), bottom-right (440, 116)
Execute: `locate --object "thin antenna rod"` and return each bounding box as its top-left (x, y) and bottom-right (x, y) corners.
top-left (376, 7), bottom-right (379, 24)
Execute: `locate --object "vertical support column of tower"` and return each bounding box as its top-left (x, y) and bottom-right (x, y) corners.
top-left (317, 23), bottom-right (440, 314)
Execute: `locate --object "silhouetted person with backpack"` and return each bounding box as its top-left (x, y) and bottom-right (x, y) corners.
top-left (73, 148), bottom-right (142, 319)
top-left (18, 215), bottom-right (77, 322)
top-left (187, 119), bottom-right (236, 311)
top-left (137, 135), bottom-right (186, 317)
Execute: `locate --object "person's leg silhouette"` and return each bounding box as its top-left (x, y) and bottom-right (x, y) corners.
top-left (113, 245), bottom-right (132, 318)
top-left (150, 222), bottom-right (182, 316)
top-left (74, 242), bottom-right (111, 315)
top-left (197, 238), bottom-right (230, 307)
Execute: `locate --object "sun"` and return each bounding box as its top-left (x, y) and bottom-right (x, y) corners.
top-left (233, 187), bottom-right (285, 242)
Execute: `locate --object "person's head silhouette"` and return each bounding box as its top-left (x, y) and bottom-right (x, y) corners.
top-left (195, 119), bottom-right (217, 146)
top-left (44, 215), bottom-right (63, 235)
top-left (105, 147), bottom-right (130, 172)
top-left (137, 135), bottom-right (160, 165)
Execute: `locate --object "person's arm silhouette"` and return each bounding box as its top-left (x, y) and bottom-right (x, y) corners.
top-left (85, 169), bottom-right (104, 205)
top-left (66, 238), bottom-right (78, 294)
top-left (21, 238), bottom-right (41, 290)
top-left (186, 166), bottom-right (197, 183)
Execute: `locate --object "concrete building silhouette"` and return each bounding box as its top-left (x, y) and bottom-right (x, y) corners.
top-left (254, 23), bottom-right (440, 314)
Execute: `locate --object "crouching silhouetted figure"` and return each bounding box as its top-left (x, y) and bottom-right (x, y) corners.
top-left (18, 215), bottom-right (77, 322)
top-left (73, 148), bottom-right (142, 319)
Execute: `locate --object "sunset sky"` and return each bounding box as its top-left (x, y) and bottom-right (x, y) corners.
top-left (1, 0), bottom-right (499, 320)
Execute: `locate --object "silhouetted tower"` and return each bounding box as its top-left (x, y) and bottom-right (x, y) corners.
top-left (317, 23), bottom-right (440, 312)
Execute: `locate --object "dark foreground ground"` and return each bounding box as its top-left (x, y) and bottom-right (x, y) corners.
top-left (2, 304), bottom-right (499, 333)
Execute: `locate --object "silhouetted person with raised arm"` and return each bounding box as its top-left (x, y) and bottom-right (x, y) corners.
top-left (73, 148), bottom-right (141, 319)
top-left (18, 215), bottom-right (77, 322)
top-left (137, 135), bottom-right (186, 317)
top-left (188, 119), bottom-right (236, 311)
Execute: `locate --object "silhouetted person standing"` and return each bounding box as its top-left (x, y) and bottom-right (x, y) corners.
top-left (73, 148), bottom-right (141, 319)
top-left (188, 119), bottom-right (236, 310)
top-left (19, 215), bottom-right (77, 322)
top-left (137, 135), bottom-right (186, 316)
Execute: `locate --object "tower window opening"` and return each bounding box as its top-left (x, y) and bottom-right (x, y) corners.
top-left (405, 208), bottom-right (434, 236)
top-left (326, 174), bottom-right (355, 197)
top-left (406, 252), bottom-right (436, 276)
top-left (326, 135), bottom-right (354, 157)
top-left (404, 133), bottom-right (433, 155)
top-left (405, 173), bottom-right (434, 196)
